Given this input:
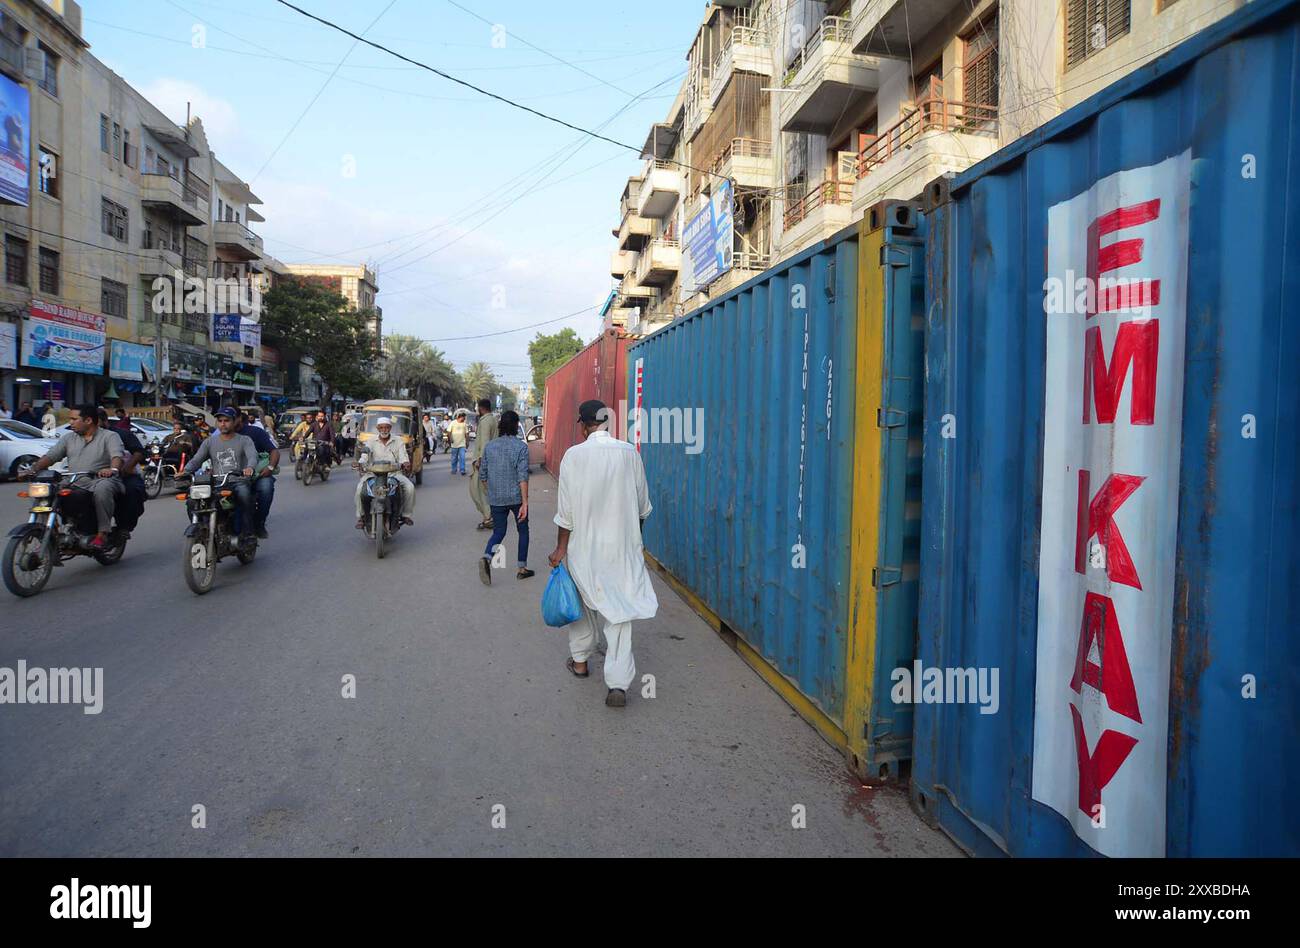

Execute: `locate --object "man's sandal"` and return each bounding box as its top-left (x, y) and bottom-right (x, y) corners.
top-left (565, 657), bottom-right (589, 679)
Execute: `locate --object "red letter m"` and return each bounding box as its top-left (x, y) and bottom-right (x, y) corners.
top-left (1083, 320), bottom-right (1158, 425)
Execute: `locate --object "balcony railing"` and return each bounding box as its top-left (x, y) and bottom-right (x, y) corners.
top-left (783, 179), bottom-right (853, 230)
top-left (713, 24), bottom-right (769, 75)
top-left (142, 233), bottom-right (182, 255)
top-left (712, 137), bottom-right (773, 174)
top-left (856, 94), bottom-right (998, 177)
top-left (733, 250), bottom-right (771, 271)
top-left (782, 15), bottom-right (852, 86)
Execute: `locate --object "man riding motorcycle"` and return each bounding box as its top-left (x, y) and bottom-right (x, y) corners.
top-left (311, 410), bottom-right (336, 467)
top-left (181, 408), bottom-right (258, 547)
top-left (20, 403), bottom-right (125, 549)
top-left (161, 421), bottom-right (195, 468)
top-left (354, 417), bottom-right (415, 530)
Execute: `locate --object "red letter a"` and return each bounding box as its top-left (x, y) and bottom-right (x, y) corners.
top-left (1069, 592), bottom-right (1142, 723)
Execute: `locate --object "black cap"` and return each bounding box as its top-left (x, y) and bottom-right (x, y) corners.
top-left (578, 399), bottom-right (607, 425)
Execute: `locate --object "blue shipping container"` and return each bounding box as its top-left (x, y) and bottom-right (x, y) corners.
top-left (913, 0), bottom-right (1300, 856)
top-left (630, 206), bottom-right (927, 778)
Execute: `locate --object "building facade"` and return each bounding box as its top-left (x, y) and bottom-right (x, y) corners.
top-left (0, 0), bottom-right (311, 417)
top-left (607, 0), bottom-right (1246, 336)
top-left (280, 261), bottom-right (382, 355)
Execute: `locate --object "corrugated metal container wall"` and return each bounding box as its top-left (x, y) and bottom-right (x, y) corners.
top-left (913, 0), bottom-right (1300, 857)
top-left (631, 209), bottom-right (926, 778)
top-left (542, 328), bottom-right (631, 476)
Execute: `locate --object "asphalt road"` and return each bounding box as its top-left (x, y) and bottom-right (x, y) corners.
top-left (0, 447), bottom-right (958, 857)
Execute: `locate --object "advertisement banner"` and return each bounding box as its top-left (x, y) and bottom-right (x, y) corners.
top-left (682, 180), bottom-right (734, 294)
top-left (1031, 152), bottom-right (1190, 857)
top-left (206, 352), bottom-right (234, 387)
top-left (211, 313), bottom-right (262, 361)
top-left (232, 364), bottom-right (256, 389)
top-left (0, 321), bottom-right (16, 370)
top-left (0, 72), bottom-right (31, 207)
top-left (22, 301), bottom-right (106, 375)
top-left (165, 341), bottom-right (207, 381)
top-left (109, 339), bottom-right (157, 380)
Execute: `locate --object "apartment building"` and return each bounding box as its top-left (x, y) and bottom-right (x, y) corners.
top-left (606, 0), bottom-right (1245, 334)
top-left (0, 0), bottom-right (294, 414)
top-left (281, 261), bottom-right (383, 354)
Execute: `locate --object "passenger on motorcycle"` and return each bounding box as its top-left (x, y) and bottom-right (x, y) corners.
top-left (99, 408), bottom-right (147, 534)
top-left (182, 407), bottom-right (258, 546)
top-left (354, 417), bottom-right (415, 529)
top-left (233, 410), bottom-right (280, 539)
top-left (20, 403), bottom-right (124, 548)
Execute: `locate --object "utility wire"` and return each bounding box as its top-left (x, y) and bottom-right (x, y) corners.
top-left (274, 0), bottom-right (641, 154)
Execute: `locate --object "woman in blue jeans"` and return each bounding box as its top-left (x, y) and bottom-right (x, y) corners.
top-left (477, 410), bottom-right (534, 583)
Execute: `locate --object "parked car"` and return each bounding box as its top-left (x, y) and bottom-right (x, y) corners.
top-left (0, 419), bottom-right (66, 479)
top-left (524, 423), bottom-right (544, 471)
top-left (52, 418), bottom-right (167, 447)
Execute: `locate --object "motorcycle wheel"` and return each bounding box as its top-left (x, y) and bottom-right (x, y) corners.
top-left (294, 456), bottom-right (304, 481)
top-left (146, 469), bottom-right (163, 499)
top-left (320, 465), bottom-right (331, 482)
top-left (182, 533), bottom-right (216, 595)
top-left (236, 540), bottom-right (257, 565)
top-left (374, 511), bottom-right (386, 559)
top-left (93, 532), bottom-right (127, 565)
top-left (303, 462), bottom-right (315, 486)
top-left (415, 469), bottom-right (423, 486)
top-left (3, 532), bottom-right (53, 597)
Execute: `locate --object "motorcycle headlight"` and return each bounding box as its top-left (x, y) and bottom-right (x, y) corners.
top-left (189, 485), bottom-right (212, 499)
top-left (28, 483), bottom-right (50, 498)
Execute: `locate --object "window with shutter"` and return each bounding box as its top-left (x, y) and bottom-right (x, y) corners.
top-left (1066, 0), bottom-right (1131, 70)
top-left (964, 14), bottom-right (998, 108)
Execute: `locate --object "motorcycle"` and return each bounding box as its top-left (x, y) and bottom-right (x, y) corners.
top-left (142, 443), bottom-right (185, 499)
top-left (297, 438), bottom-right (331, 486)
top-left (3, 471), bottom-right (130, 598)
top-left (177, 471), bottom-right (257, 595)
top-left (358, 461), bottom-right (404, 559)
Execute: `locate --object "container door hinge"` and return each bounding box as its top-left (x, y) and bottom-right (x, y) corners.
top-left (872, 567), bottom-right (901, 588)
top-left (880, 246), bottom-right (909, 268)
top-left (825, 259), bottom-right (837, 301)
top-left (877, 407), bottom-right (906, 428)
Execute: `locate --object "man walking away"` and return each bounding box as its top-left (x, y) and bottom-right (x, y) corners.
top-left (447, 411), bottom-right (469, 475)
top-left (470, 397), bottom-right (498, 529)
top-left (478, 410), bottom-right (533, 584)
top-left (548, 399), bottom-right (657, 708)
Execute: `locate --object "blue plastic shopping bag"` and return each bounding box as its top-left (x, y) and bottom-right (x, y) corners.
top-left (541, 563), bottom-right (583, 627)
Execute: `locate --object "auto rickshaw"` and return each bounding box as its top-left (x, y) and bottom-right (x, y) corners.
top-left (357, 399), bottom-right (425, 485)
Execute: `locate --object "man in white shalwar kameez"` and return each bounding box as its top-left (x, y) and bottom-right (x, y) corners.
top-left (549, 399), bottom-right (657, 707)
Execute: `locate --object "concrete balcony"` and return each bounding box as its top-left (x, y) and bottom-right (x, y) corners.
top-left (850, 97), bottom-right (1000, 213)
top-left (636, 160), bottom-right (682, 220)
top-left (137, 241), bottom-right (183, 279)
top-left (851, 0), bottom-right (961, 59)
top-left (611, 250), bottom-right (636, 279)
top-left (140, 173), bottom-right (205, 227)
top-left (634, 237), bottom-right (681, 287)
top-left (619, 275), bottom-right (657, 300)
top-left (711, 138), bottom-right (776, 190)
top-left (615, 212), bottom-right (653, 252)
top-left (780, 178), bottom-right (854, 258)
top-left (212, 220), bottom-right (263, 261)
top-left (779, 16), bottom-right (880, 134)
top-left (683, 79), bottom-right (713, 142)
top-left (710, 25), bottom-right (772, 106)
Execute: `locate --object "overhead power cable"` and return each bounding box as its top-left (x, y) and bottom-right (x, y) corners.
top-left (274, 0), bottom-right (640, 154)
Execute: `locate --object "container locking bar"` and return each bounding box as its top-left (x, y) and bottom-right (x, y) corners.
top-left (872, 567), bottom-right (902, 588)
top-left (877, 407), bottom-right (907, 428)
top-left (880, 246), bottom-right (910, 268)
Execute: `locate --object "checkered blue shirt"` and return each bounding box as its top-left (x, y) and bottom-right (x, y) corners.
top-left (479, 436), bottom-right (529, 507)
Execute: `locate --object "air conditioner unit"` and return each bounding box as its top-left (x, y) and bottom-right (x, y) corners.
top-left (24, 46), bottom-right (45, 81)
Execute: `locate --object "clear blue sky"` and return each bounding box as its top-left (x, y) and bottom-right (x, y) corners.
top-left (85, 0), bottom-right (705, 388)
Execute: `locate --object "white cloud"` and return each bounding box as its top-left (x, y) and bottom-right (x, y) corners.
top-left (137, 78), bottom-right (241, 149)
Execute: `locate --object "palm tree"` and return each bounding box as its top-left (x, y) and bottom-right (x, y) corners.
top-left (460, 361), bottom-right (497, 402)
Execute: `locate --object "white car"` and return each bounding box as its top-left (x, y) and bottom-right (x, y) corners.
top-left (52, 418), bottom-right (169, 447)
top-left (0, 419), bottom-right (65, 478)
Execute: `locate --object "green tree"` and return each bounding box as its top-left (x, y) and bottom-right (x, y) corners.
top-left (527, 328), bottom-right (583, 396)
top-left (460, 361), bottom-right (497, 402)
top-left (262, 280), bottom-right (380, 405)
top-left (381, 334), bottom-right (459, 403)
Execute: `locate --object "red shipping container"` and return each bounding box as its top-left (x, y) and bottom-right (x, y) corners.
top-left (542, 328), bottom-right (632, 476)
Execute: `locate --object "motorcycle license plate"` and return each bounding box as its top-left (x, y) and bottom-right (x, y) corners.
top-left (30, 506), bottom-right (52, 514)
